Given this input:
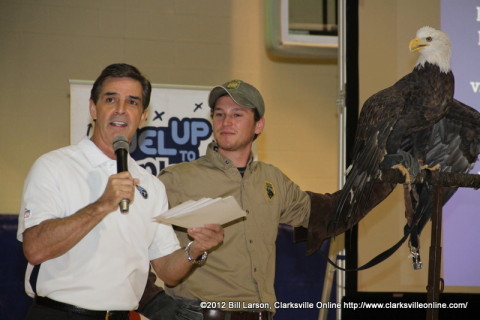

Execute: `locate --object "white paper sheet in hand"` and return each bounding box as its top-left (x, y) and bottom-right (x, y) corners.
top-left (153, 196), bottom-right (246, 228)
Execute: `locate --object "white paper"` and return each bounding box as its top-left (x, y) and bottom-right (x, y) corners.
top-left (153, 196), bottom-right (246, 228)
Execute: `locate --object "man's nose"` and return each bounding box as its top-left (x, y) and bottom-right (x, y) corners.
top-left (223, 114), bottom-right (234, 125)
top-left (115, 100), bottom-right (127, 113)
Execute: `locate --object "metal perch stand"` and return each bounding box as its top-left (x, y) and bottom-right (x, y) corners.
top-left (379, 168), bottom-right (480, 320)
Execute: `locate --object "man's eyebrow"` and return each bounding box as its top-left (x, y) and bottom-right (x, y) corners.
top-left (102, 92), bottom-right (142, 101)
top-left (128, 95), bottom-right (142, 101)
top-left (103, 92), bottom-right (119, 97)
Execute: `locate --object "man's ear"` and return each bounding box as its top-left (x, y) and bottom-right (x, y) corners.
top-left (140, 108), bottom-right (149, 123)
top-left (255, 117), bottom-right (265, 135)
top-left (89, 100), bottom-right (97, 120)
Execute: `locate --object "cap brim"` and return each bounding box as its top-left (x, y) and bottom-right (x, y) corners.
top-left (208, 86), bottom-right (229, 108)
top-left (208, 86), bottom-right (257, 112)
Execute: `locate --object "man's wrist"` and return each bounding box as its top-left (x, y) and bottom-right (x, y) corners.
top-left (185, 241), bottom-right (208, 265)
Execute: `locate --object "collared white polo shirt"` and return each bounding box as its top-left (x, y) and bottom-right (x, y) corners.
top-left (17, 137), bottom-right (179, 310)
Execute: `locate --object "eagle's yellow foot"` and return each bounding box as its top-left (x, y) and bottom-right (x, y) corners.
top-left (392, 163), bottom-right (412, 184)
top-left (421, 163), bottom-right (441, 171)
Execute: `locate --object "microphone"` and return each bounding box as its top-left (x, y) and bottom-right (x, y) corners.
top-left (113, 135), bottom-right (130, 214)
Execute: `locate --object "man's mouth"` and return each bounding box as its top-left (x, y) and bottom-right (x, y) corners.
top-left (110, 121), bottom-right (127, 127)
top-left (219, 129), bottom-right (235, 135)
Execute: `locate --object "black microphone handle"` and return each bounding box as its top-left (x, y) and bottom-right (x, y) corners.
top-left (115, 148), bottom-right (129, 214)
top-left (115, 148), bottom-right (128, 173)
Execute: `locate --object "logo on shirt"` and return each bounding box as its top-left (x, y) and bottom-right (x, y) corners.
top-left (136, 185), bottom-right (148, 199)
top-left (265, 181), bottom-right (275, 200)
top-left (23, 208), bottom-right (31, 219)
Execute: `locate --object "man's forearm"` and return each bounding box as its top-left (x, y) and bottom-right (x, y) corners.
top-left (22, 201), bottom-right (110, 265)
top-left (151, 224), bottom-right (223, 286)
top-left (151, 245), bottom-right (204, 287)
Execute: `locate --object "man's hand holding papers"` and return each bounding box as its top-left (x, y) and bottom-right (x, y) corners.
top-left (153, 196), bottom-right (246, 228)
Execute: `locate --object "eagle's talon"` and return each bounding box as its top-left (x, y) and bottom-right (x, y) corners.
top-left (392, 163), bottom-right (412, 184)
top-left (421, 164), bottom-right (441, 171)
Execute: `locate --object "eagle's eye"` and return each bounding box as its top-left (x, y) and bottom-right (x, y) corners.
top-left (426, 36), bottom-right (433, 42)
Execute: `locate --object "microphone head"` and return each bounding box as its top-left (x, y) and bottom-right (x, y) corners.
top-left (113, 135), bottom-right (129, 152)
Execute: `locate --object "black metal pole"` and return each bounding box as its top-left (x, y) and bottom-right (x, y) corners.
top-left (344, 0), bottom-right (359, 294)
top-left (426, 186), bottom-right (444, 320)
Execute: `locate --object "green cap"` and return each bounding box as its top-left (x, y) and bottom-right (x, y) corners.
top-left (208, 80), bottom-right (265, 117)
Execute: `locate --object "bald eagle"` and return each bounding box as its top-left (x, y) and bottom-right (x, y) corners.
top-left (332, 26), bottom-right (480, 265)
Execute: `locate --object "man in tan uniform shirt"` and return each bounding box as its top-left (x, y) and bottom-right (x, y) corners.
top-left (138, 80), bottom-right (393, 320)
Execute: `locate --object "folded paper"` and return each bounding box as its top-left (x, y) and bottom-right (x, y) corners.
top-left (153, 196), bottom-right (246, 228)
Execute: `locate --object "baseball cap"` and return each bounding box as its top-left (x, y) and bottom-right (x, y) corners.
top-left (208, 80), bottom-right (265, 117)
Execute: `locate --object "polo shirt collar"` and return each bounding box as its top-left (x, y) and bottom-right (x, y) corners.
top-left (78, 136), bottom-right (115, 168)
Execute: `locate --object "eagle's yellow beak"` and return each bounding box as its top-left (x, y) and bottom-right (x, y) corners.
top-left (409, 37), bottom-right (428, 52)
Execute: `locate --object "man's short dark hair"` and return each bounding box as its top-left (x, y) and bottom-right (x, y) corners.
top-left (90, 63), bottom-right (152, 110)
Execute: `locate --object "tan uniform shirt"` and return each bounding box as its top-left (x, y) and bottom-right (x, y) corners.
top-left (161, 143), bottom-right (311, 311)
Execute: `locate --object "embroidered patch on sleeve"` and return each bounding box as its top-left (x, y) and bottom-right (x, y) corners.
top-left (23, 208), bottom-right (31, 219)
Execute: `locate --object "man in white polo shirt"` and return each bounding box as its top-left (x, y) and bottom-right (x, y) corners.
top-left (17, 63), bottom-right (224, 320)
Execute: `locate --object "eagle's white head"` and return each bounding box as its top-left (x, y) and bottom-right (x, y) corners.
top-left (410, 26), bottom-right (451, 73)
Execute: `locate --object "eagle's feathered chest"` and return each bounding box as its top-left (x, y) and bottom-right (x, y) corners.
top-left (399, 64), bottom-right (454, 124)
top-left (356, 63), bottom-right (454, 148)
